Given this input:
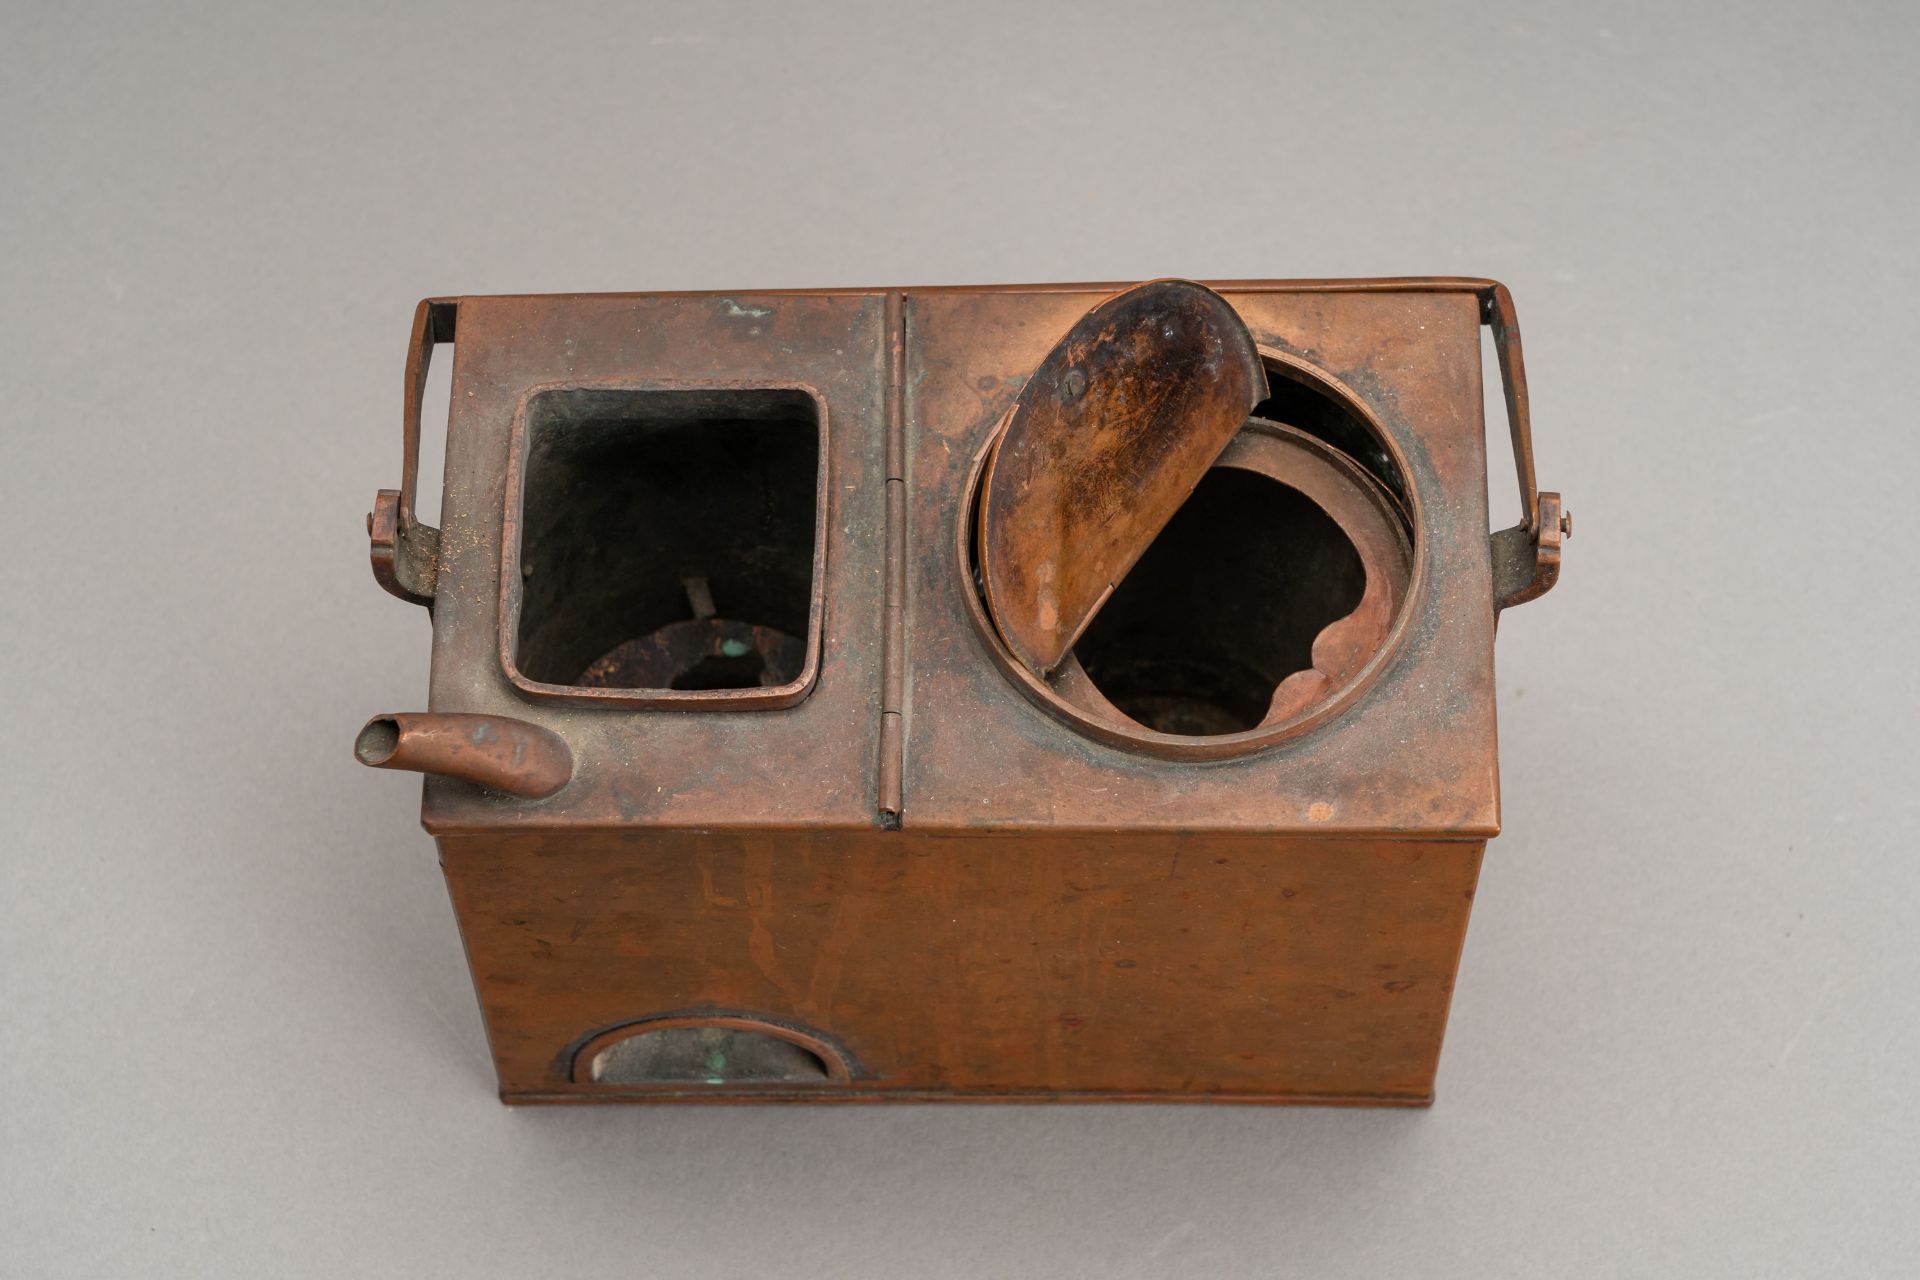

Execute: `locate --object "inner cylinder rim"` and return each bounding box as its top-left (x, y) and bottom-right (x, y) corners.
top-left (956, 350), bottom-right (1426, 761)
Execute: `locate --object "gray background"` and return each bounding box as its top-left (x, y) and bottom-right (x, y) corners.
top-left (4, 1), bottom-right (1915, 1275)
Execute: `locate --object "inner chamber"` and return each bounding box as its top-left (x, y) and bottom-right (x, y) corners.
top-left (512, 388), bottom-right (820, 692)
top-left (1074, 468), bottom-right (1367, 735)
top-left (1066, 363), bottom-right (1412, 739)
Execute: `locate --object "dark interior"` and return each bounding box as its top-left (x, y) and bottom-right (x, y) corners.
top-left (1253, 363), bottom-right (1411, 524)
top-left (1073, 468), bottom-right (1366, 736)
top-left (512, 387), bottom-right (820, 690)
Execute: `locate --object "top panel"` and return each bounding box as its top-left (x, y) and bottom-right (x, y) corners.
top-left (420, 291), bottom-right (889, 833)
top-left (900, 284), bottom-right (1500, 835)
top-left (398, 282), bottom-right (1500, 836)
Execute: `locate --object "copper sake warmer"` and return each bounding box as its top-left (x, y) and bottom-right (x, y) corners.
top-left (357, 278), bottom-right (1566, 1104)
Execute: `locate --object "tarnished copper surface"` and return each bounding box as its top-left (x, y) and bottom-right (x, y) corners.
top-left (978, 280), bottom-right (1268, 675)
top-left (902, 284), bottom-right (1531, 820)
top-left (357, 279), bottom-right (1566, 1106)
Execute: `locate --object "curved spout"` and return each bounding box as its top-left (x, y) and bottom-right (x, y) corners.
top-left (354, 712), bottom-right (572, 799)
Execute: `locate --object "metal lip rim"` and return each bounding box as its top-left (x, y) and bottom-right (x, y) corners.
top-left (956, 347), bottom-right (1430, 762)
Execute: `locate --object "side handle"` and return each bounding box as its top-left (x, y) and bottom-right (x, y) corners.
top-left (368, 298), bottom-right (457, 606)
top-left (1482, 283), bottom-right (1570, 612)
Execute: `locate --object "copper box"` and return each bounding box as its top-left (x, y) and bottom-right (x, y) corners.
top-left (358, 279), bottom-right (1566, 1105)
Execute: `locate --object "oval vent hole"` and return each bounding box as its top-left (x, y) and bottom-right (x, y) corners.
top-left (587, 1025), bottom-right (831, 1085)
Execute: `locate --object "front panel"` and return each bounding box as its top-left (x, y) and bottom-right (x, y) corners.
top-left (442, 830), bottom-right (1484, 1104)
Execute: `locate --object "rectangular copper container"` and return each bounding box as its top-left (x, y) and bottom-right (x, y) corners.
top-left (359, 280), bottom-right (1565, 1105)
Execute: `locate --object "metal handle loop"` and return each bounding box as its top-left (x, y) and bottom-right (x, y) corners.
top-left (369, 298), bottom-right (455, 606)
top-left (1482, 283), bottom-right (1567, 611)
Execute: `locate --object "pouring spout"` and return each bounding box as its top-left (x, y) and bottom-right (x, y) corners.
top-left (354, 712), bottom-right (572, 799)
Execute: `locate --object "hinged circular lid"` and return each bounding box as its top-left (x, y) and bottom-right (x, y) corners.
top-left (977, 279), bottom-right (1269, 676)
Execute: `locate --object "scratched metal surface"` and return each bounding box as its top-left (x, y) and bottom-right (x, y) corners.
top-left (2, 2), bottom-right (1915, 1276)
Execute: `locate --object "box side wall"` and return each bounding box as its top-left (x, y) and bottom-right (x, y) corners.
top-left (437, 830), bottom-right (1485, 1103)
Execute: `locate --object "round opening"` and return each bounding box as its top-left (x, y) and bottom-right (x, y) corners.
top-left (354, 717), bottom-right (400, 765)
top-left (1074, 468), bottom-right (1367, 735)
top-left (959, 353), bottom-right (1419, 759)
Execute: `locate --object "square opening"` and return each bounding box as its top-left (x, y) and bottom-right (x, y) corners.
top-left (503, 385), bottom-right (826, 708)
